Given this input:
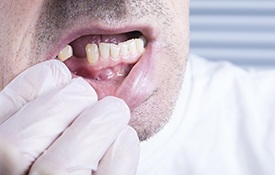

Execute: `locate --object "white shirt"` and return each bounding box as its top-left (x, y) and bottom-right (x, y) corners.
top-left (137, 55), bottom-right (275, 175)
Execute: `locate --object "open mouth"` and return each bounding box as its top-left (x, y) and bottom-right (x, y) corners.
top-left (54, 29), bottom-right (153, 109)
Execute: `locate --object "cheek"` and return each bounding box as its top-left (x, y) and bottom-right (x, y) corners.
top-left (171, 0), bottom-right (189, 15)
top-left (0, 1), bottom-right (43, 89)
top-left (170, 0), bottom-right (190, 36)
top-left (1, 1), bottom-right (42, 44)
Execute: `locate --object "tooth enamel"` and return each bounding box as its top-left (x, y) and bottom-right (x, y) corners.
top-left (127, 39), bottom-right (137, 56)
top-left (140, 36), bottom-right (147, 45)
top-left (86, 44), bottom-right (99, 65)
top-left (135, 38), bottom-right (145, 54)
top-left (99, 43), bottom-right (110, 60)
top-left (58, 45), bottom-right (73, 61)
top-left (110, 44), bottom-right (120, 60)
top-left (83, 36), bottom-right (146, 63)
top-left (118, 42), bottom-right (129, 59)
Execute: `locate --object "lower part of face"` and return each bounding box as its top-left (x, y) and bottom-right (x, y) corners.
top-left (0, 0), bottom-right (189, 141)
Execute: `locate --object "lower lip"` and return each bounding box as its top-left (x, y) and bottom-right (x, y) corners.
top-left (116, 43), bottom-right (155, 109)
top-left (71, 43), bottom-right (155, 110)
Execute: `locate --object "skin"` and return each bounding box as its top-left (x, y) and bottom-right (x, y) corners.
top-left (0, 0), bottom-right (189, 142)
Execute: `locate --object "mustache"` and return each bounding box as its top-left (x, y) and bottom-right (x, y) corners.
top-left (33, 0), bottom-right (130, 56)
top-left (42, 0), bottom-right (128, 27)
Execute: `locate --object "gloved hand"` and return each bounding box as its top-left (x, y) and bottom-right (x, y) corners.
top-left (0, 60), bottom-right (140, 175)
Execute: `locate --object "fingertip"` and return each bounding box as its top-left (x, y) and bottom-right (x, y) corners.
top-left (119, 126), bottom-right (140, 147)
top-left (46, 59), bottom-right (72, 81)
top-left (70, 78), bottom-right (98, 100)
top-left (25, 59), bottom-right (72, 89)
top-left (100, 96), bottom-right (131, 118)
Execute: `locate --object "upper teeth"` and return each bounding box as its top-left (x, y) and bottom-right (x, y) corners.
top-left (57, 45), bottom-right (73, 62)
top-left (57, 37), bottom-right (146, 65)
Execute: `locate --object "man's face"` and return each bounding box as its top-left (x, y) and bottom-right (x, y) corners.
top-left (0, 0), bottom-right (189, 141)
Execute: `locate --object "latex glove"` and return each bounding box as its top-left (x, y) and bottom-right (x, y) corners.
top-left (0, 60), bottom-right (97, 174)
top-left (0, 60), bottom-right (140, 175)
top-left (0, 59), bottom-right (73, 123)
top-left (93, 126), bottom-right (140, 175)
top-left (29, 98), bottom-right (140, 175)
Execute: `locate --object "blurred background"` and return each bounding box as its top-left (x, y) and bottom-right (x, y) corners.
top-left (190, 0), bottom-right (275, 69)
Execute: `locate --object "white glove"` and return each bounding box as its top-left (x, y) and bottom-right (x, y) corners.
top-left (0, 60), bottom-right (140, 175)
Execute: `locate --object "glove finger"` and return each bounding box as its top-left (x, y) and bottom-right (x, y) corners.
top-left (29, 96), bottom-right (130, 175)
top-left (0, 78), bottom-right (97, 171)
top-left (0, 60), bottom-right (71, 124)
top-left (94, 126), bottom-right (140, 175)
